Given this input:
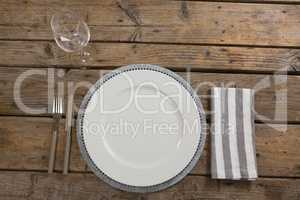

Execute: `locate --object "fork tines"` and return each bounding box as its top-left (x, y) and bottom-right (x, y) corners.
top-left (52, 96), bottom-right (63, 115)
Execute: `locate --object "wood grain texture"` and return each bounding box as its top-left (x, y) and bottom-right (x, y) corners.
top-left (1, 67), bottom-right (298, 121)
top-left (0, 68), bottom-right (51, 116)
top-left (3, 0), bottom-right (300, 5)
top-left (1, 1), bottom-right (300, 46)
top-left (188, 0), bottom-right (300, 2)
top-left (0, 171), bottom-right (300, 200)
top-left (0, 116), bottom-right (300, 178)
top-left (0, 116), bottom-right (86, 172)
top-left (1, 41), bottom-right (300, 73)
top-left (0, 0), bottom-right (299, 198)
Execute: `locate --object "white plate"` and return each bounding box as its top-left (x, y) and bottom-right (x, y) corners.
top-left (77, 64), bottom-right (206, 192)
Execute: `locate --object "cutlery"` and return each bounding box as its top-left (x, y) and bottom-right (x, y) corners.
top-left (63, 86), bottom-right (74, 175)
top-left (48, 95), bottom-right (63, 173)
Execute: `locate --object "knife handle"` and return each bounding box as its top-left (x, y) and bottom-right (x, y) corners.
top-left (48, 116), bottom-right (59, 173)
top-left (63, 127), bottom-right (72, 174)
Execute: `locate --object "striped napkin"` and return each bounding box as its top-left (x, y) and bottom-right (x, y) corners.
top-left (211, 87), bottom-right (257, 180)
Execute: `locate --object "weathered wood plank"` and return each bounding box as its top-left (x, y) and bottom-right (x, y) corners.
top-left (0, 68), bottom-right (51, 116)
top-left (0, 41), bottom-right (300, 72)
top-left (1, 1), bottom-right (300, 46)
top-left (184, 0), bottom-right (300, 2)
top-left (0, 117), bottom-right (65, 171)
top-left (0, 116), bottom-right (300, 178)
top-left (193, 124), bottom-right (300, 177)
top-left (0, 171), bottom-right (300, 200)
top-left (1, 67), bottom-right (299, 122)
top-left (0, 116), bottom-right (86, 172)
top-left (4, 0), bottom-right (300, 6)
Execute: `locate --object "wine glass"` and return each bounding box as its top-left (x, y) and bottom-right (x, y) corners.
top-left (50, 10), bottom-right (91, 63)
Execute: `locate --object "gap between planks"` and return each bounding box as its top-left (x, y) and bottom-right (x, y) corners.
top-left (2, 39), bottom-right (300, 50)
top-left (0, 169), bottom-right (298, 180)
top-left (0, 114), bottom-right (297, 128)
top-left (0, 64), bottom-right (299, 76)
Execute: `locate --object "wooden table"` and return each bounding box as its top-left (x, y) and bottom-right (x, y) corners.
top-left (1, 0), bottom-right (300, 199)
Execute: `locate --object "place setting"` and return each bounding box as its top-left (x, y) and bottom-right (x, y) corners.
top-left (48, 9), bottom-right (258, 193)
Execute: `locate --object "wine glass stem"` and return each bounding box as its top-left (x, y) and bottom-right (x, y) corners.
top-left (80, 50), bottom-right (86, 63)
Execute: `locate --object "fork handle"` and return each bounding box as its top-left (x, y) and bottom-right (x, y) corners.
top-left (48, 116), bottom-right (59, 173)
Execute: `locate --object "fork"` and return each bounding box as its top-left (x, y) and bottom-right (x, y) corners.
top-left (48, 95), bottom-right (63, 173)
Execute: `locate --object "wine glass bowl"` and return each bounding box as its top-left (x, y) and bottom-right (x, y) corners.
top-left (50, 10), bottom-right (90, 53)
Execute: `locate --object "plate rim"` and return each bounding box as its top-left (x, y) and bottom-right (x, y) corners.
top-left (77, 64), bottom-right (207, 193)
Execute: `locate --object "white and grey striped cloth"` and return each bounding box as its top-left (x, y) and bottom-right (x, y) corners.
top-left (211, 87), bottom-right (257, 180)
